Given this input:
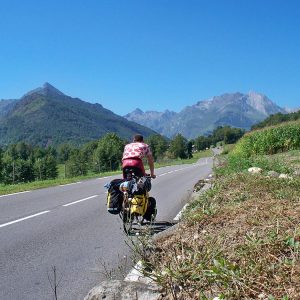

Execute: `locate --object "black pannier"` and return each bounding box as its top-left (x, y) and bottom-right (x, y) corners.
top-left (143, 196), bottom-right (157, 221)
top-left (134, 176), bottom-right (151, 195)
top-left (106, 179), bottom-right (124, 214)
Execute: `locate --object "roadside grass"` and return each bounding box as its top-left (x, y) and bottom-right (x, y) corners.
top-left (0, 149), bottom-right (213, 196)
top-left (142, 150), bottom-right (300, 299)
top-left (221, 144), bottom-right (235, 155)
top-left (269, 150), bottom-right (300, 170)
top-left (215, 150), bottom-right (300, 177)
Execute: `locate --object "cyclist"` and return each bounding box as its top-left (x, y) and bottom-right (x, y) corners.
top-left (122, 134), bottom-right (156, 179)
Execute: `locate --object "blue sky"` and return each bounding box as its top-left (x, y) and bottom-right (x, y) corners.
top-left (0, 0), bottom-right (299, 114)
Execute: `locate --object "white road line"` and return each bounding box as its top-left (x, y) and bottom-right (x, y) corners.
top-left (59, 182), bottom-right (82, 187)
top-left (159, 164), bottom-right (199, 177)
top-left (0, 191), bottom-right (31, 198)
top-left (0, 210), bottom-right (50, 228)
top-left (63, 195), bottom-right (98, 207)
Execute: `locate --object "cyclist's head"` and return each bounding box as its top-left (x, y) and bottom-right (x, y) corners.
top-left (133, 134), bottom-right (144, 142)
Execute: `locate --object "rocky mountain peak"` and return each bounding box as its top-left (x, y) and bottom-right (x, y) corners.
top-left (246, 91), bottom-right (283, 116)
top-left (132, 108), bottom-right (144, 114)
top-left (23, 82), bottom-right (65, 98)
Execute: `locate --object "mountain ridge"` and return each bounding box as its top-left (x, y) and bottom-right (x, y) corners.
top-left (0, 84), bottom-right (291, 145)
top-left (23, 82), bottom-right (65, 98)
top-left (125, 91), bottom-right (287, 138)
top-left (0, 83), bottom-right (156, 147)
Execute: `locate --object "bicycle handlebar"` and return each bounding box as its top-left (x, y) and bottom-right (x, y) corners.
top-left (145, 174), bottom-right (156, 179)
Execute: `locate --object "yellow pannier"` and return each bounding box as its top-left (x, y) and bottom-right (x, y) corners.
top-left (130, 194), bottom-right (148, 216)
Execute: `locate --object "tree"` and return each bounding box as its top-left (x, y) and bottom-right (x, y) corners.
top-left (223, 127), bottom-right (245, 144)
top-left (2, 157), bottom-right (34, 184)
top-left (93, 133), bottom-right (125, 172)
top-left (194, 126), bottom-right (245, 148)
top-left (66, 149), bottom-right (88, 177)
top-left (169, 134), bottom-right (188, 159)
top-left (33, 146), bottom-right (46, 160)
top-left (34, 155), bottom-right (58, 180)
top-left (211, 126), bottom-right (244, 145)
top-left (187, 140), bottom-right (193, 159)
top-left (0, 147), bottom-right (3, 182)
top-left (58, 144), bottom-right (73, 163)
top-left (6, 144), bottom-right (18, 160)
top-left (146, 134), bottom-right (169, 160)
top-left (57, 144), bottom-right (74, 178)
top-left (45, 146), bottom-right (57, 159)
top-left (194, 136), bottom-right (211, 151)
top-left (81, 141), bottom-right (98, 170)
top-left (15, 142), bottom-right (32, 160)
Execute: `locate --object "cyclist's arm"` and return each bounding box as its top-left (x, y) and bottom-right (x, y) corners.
top-left (147, 153), bottom-right (156, 178)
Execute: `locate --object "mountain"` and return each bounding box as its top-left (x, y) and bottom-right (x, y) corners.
top-left (0, 83), bottom-right (156, 147)
top-left (0, 99), bottom-right (18, 117)
top-left (125, 92), bottom-right (286, 138)
top-left (125, 109), bottom-right (177, 134)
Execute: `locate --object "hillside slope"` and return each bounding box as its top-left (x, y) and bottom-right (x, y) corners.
top-left (0, 83), bottom-right (156, 147)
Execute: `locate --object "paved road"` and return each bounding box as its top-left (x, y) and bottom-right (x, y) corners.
top-left (0, 157), bottom-right (213, 300)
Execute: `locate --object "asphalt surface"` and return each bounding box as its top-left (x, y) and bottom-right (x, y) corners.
top-left (0, 157), bottom-right (213, 300)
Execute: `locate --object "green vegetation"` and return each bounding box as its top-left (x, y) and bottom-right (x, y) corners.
top-left (252, 110), bottom-right (300, 130)
top-left (139, 122), bottom-right (300, 299)
top-left (146, 134), bottom-right (169, 161)
top-left (0, 124), bottom-right (247, 196)
top-left (194, 126), bottom-right (245, 151)
top-left (169, 134), bottom-right (193, 159)
top-left (221, 143), bottom-right (235, 155)
top-left (216, 121), bottom-right (300, 175)
top-left (0, 150), bottom-right (213, 196)
top-left (0, 131), bottom-right (215, 195)
top-left (233, 121), bottom-right (300, 157)
top-left (0, 143), bottom-right (58, 185)
top-left (0, 124), bottom-right (240, 187)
